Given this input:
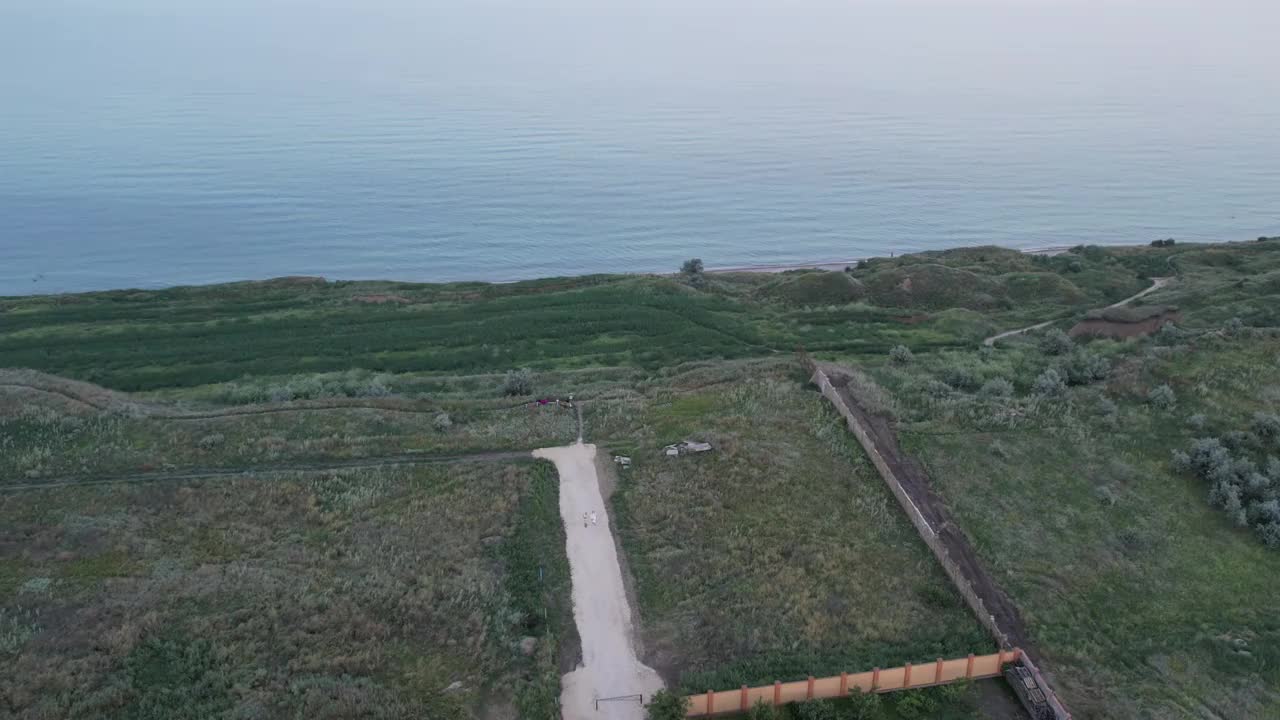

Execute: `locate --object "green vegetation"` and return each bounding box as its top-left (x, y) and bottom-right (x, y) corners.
top-left (604, 373), bottom-right (991, 690)
top-left (0, 245), bottom-right (1143, 393)
top-left (7, 239), bottom-right (1280, 719)
top-left (849, 242), bottom-right (1280, 717)
top-left (0, 461), bottom-right (573, 719)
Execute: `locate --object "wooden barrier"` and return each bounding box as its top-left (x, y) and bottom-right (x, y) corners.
top-left (686, 651), bottom-right (1019, 717)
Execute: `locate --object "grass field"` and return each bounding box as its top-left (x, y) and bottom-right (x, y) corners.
top-left (6, 240), bottom-right (1280, 719)
top-left (0, 246), bottom-right (1142, 393)
top-left (851, 247), bottom-right (1280, 718)
top-left (0, 461), bottom-right (574, 720)
top-left (595, 370), bottom-right (993, 701)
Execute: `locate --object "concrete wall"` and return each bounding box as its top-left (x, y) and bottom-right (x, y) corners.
top-left (810, 367), bottom-right (1072, 720)
top-left (686, 651), bottom-right (1019, 717)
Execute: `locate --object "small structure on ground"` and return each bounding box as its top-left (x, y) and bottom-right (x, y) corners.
top-left (662, 440), bottom-right (713, 457)
top-left (612, 455), bottom-right (631, 468)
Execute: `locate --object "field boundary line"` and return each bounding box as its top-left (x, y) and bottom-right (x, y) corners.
top-left (810, 363), bottom-right (1071, 720)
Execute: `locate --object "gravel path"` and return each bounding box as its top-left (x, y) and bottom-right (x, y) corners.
top-left (533, 442), bottom-right (663, 720)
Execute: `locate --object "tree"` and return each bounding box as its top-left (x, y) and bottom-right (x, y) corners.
top-left (889, 345), bottom-right (913, 364)
top-left (502, 368), bottom-right (535, 396)
top-left (681, 258), bottom-right (704, 276)
top-left (646, 690), bottom-right (689, 720)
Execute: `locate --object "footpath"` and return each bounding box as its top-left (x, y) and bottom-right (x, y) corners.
top-left (533, 442), bottom-right (664, 720)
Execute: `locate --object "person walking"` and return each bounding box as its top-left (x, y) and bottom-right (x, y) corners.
top-left (590, 511), bottom-right (598, 526)
top-left (583, 512), bottom-right (588, 528)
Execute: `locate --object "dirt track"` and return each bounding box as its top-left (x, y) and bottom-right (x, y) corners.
top-left (982, 276), bottom-right (1173, 346)
top-left (533, 443), bottom-right (663, 720)
top-left (0, 450), bottom-right (534, 492)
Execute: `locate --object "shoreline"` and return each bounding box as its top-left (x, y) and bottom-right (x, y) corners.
top-left (0, 241), bottom-right (1206, 299)
top-left (704, 244), bottom-right (1075, 275)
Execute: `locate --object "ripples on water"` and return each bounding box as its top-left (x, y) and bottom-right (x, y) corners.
top-left (1, 0), bottom-right (1277, 294)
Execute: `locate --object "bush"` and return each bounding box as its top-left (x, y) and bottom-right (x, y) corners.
top-left (1224, 317), bottom-right (1245, 335)
top-left (681, 258), bottom-right (704, 276)
top-left (433, 412), bottom-right (453, 431)
top-left (1186, 414), bottom-right (1208, 431)
top-left (1251, 412), bottom-right (1280, 444)
top-left (646, 690), bottom-right (689, 720)
top-left (1038, 329), bottom-right (1074, 356)
top-left (979, 378), bottom-right (1014, 399)
top-left (1154, 322), bottom-right (1184, 345)
top-left (502, 368), bottom-right (535, 396)
top-left (892, 690), bottom-right (939, 720)
top-left (746, 699), bottom-right (780, 720)
top-left (1150, 238), bottom-right (1176, 247)
top-left (1257, 522), bottom-right (1280, 549)
top-left (940, 366), bottom-right (980, 391)
top-left (844, 688), bottom-right (884, 720)
top-left (888, 345), bottom-right (913, 364)
top-left (794, 698), bottom-right (836, 720)
top-left (1058, 351), bottom-right (1110, 385)
top-left (1148, 384), bottom-right (1176, 410)
top-left (1033, 368), bottom-right (1067, 397)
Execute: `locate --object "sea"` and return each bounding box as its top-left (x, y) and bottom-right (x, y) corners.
top-left (2, 0), bottom-right (1278, 296)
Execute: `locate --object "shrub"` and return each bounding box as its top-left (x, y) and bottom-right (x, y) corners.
top-left (1154, 322), bottom-right (1184, 345)
top-left (940, 366), bottom-right (980, 391)
top-left (1257, 522), bottom-right (1280, 549)
top-left (1033, 368), bottom-right (1067, 397)
top-left (1148, 384), bottom-right (1176, 410)
top-left (924, 380), bottom-right (953, 399)
top-left (1251, 412), bottom-right (1280, 444)
top-left (1150, 238), bottom-right (1176, 247)
top-left (1186, 414), bottom-right (1208, 431)
top-left (1170, 449), bottom-right (1192, 473)
top-left (433, 412), bottom-right (453, 431)
top-left (646, 690), bottom-right (689, 720)
top-left (892, 690), bottom-right (938, 720)
top-left (196, 433), bottom-right (225, 450)
top-left (1221, 430), bottom-right (1254, 450)
top-left (1095, 485), bottom-right (1118, 506)
top-left (502, 368), bottom-right (535, 396)
top-left (1224, 317), bottom-right (1245, 335)
top-left (888, 345), bottom-right (913, 364)
top-left (1058, 351), bottom-right (1110, 385)
top-left (979, 378), bottom-right (1014, 399)
top-left (844, 688), bottom-right (884, 720)
top-left (794, 698), bottom-right (836, 720)
top-left (746, 699), bottom-right (780, 720)
top-left (1038, 329), bottom-right (1074, 356)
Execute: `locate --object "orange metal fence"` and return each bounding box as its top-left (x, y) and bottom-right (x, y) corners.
top-left (686, 649), bottom-right (1021, 717)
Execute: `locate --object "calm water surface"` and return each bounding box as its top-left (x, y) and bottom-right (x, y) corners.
top-left (2, 0), bottom-right (1278, 295)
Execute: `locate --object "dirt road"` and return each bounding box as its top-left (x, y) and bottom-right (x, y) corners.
top-left (982, 276), bottom-right (1173, 346)
top-left (533, 442), bottom-right (663, 720)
